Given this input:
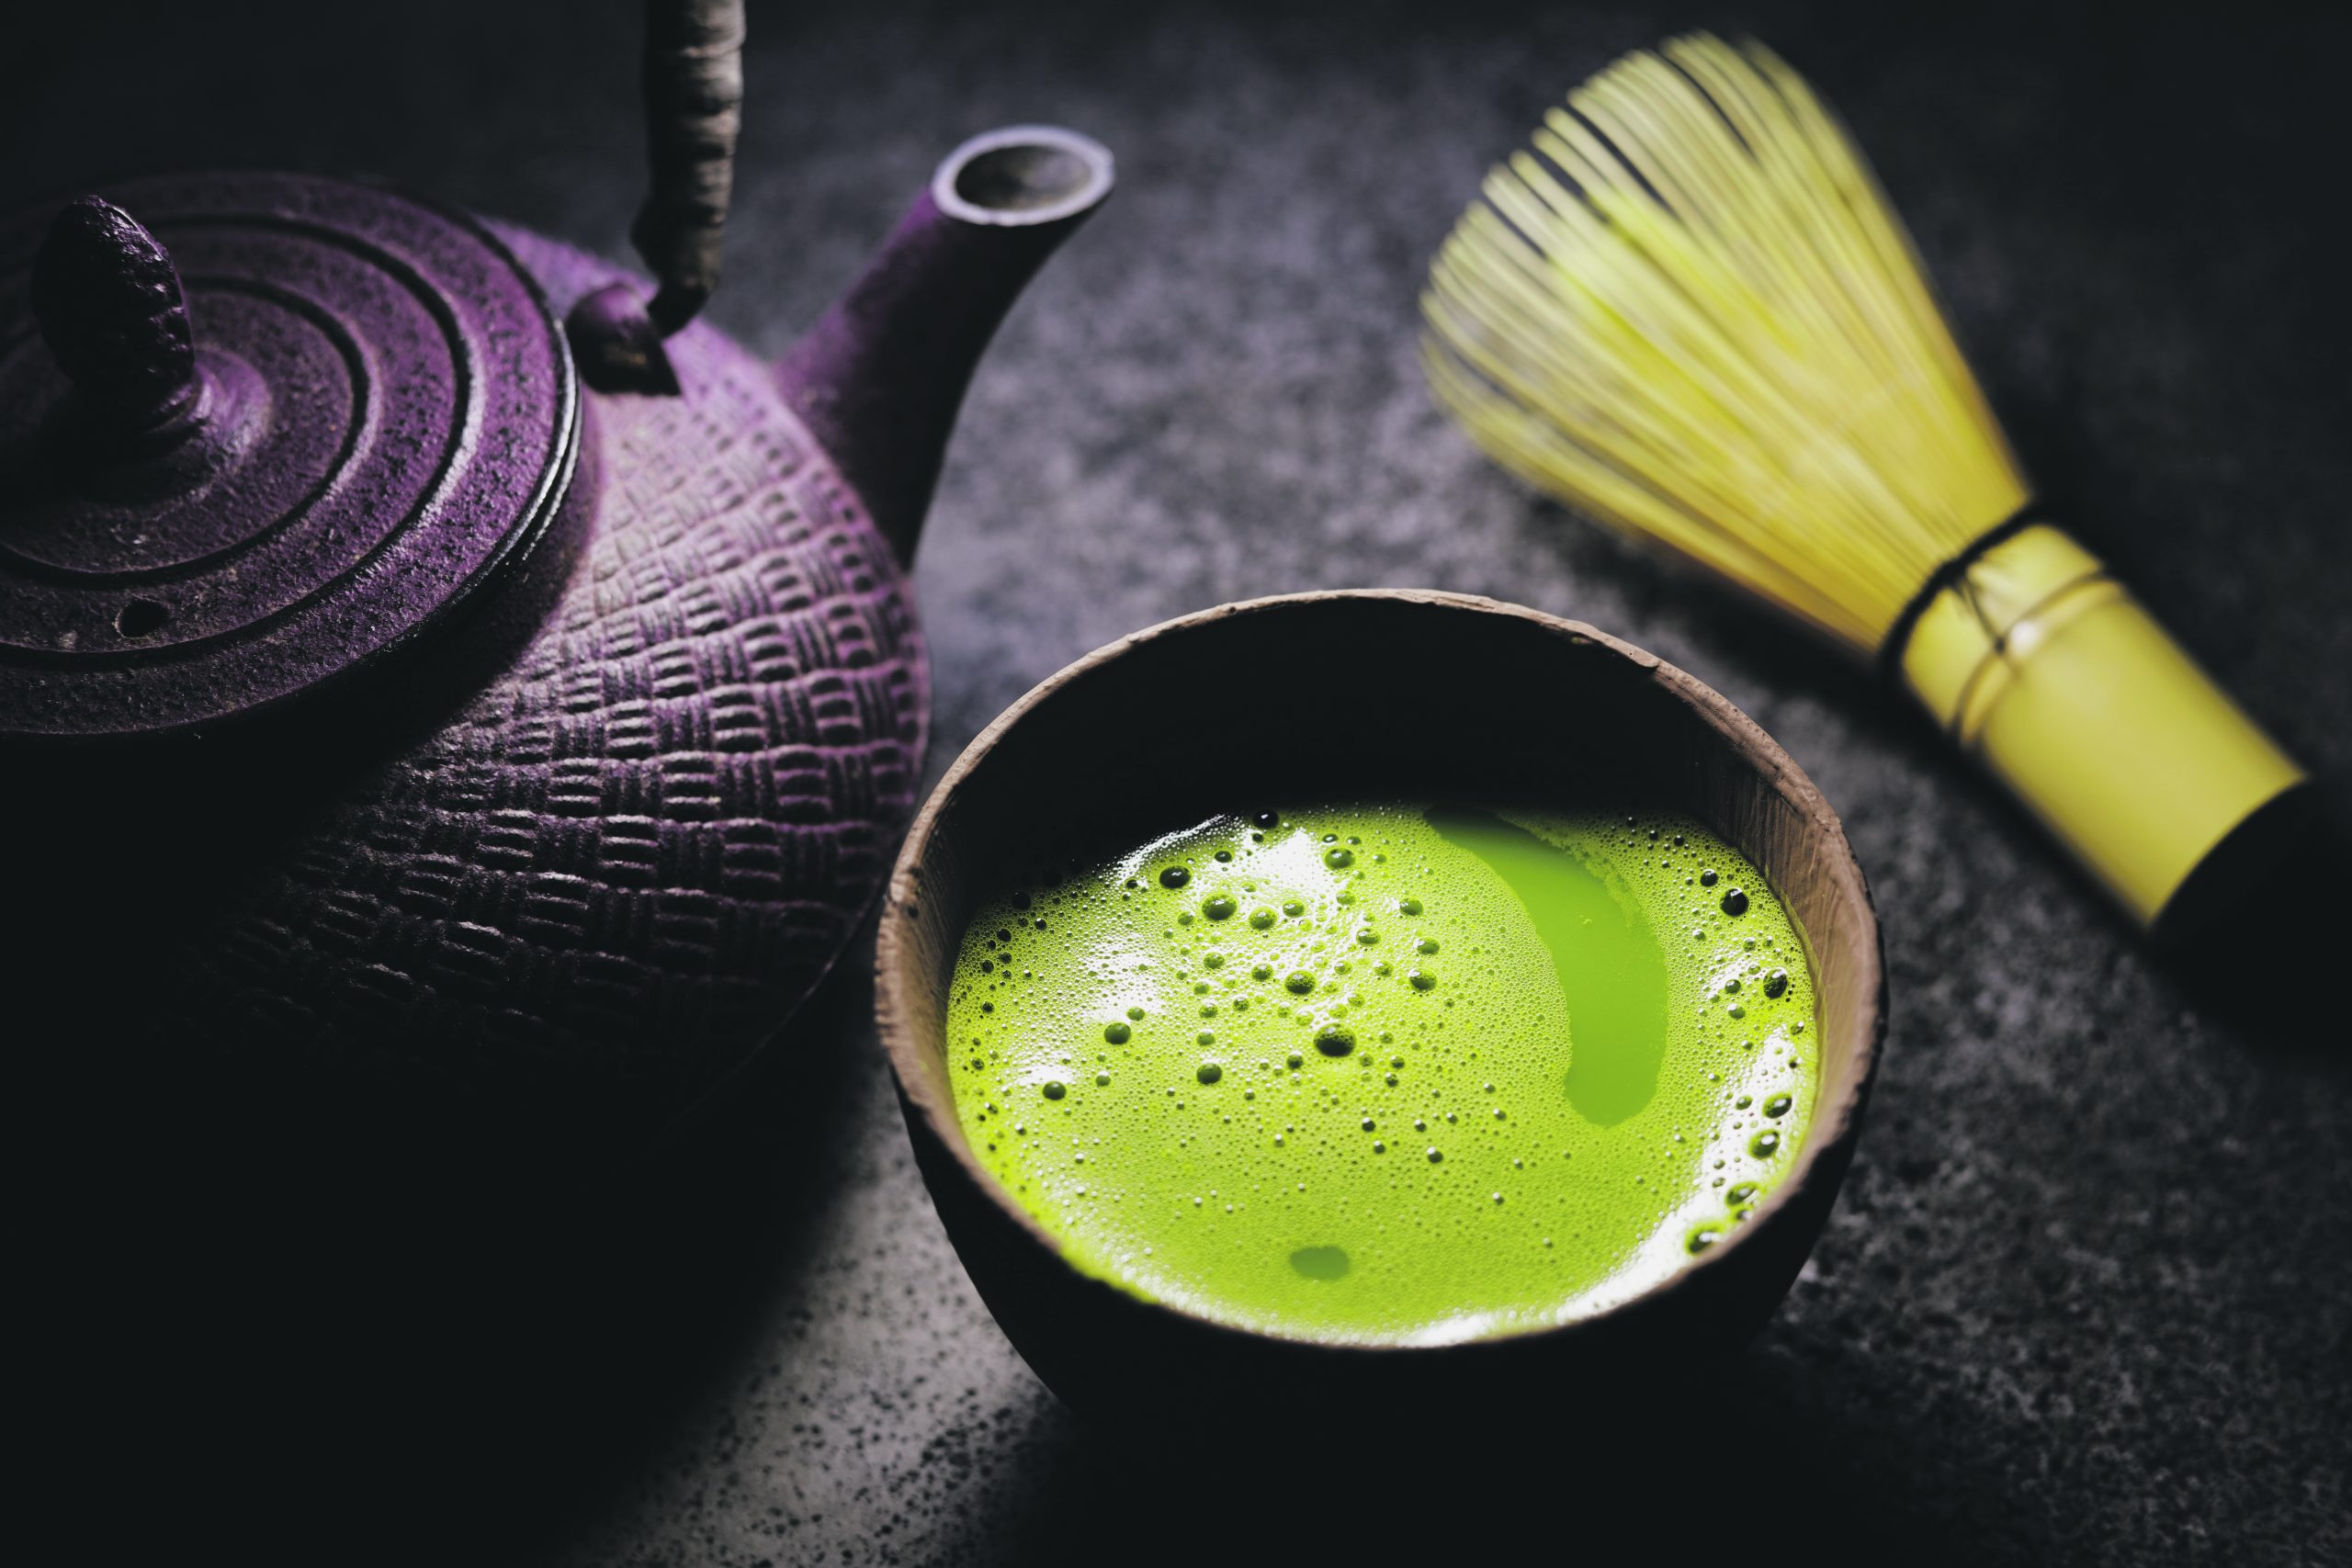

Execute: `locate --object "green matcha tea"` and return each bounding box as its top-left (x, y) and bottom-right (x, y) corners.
top-left (944, 804), bottom-right (1818, 1346)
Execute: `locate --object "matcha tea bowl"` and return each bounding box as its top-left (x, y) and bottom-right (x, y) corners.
top-left (876, 591), bottom-right (1883, 1429)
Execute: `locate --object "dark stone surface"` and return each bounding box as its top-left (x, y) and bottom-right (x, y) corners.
top-left (9, 2), bottom-right (2348, 1562)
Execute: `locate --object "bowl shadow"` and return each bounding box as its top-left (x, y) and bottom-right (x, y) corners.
top-left (969, 1340), bottom-right (2056, 1566)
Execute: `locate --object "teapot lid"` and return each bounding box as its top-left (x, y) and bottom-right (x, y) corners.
top-left (0, 172), bottom-right (577, 739)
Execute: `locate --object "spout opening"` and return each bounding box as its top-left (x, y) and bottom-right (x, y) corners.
top-left (933, 126), bottom-right (1114, 228)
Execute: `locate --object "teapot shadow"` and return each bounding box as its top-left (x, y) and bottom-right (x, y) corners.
top-left (26, 919), bottom-right (887, 1561)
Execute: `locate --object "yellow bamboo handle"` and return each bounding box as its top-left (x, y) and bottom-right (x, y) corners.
top-left (1898, 524), bottom-right (2306, 929)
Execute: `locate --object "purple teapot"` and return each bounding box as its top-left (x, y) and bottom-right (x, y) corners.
top-left (0, 1), bottom-right (1110, 1167)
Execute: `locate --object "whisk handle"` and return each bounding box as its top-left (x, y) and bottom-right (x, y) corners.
top-left (1895, 525), bottom-right (2308, 938)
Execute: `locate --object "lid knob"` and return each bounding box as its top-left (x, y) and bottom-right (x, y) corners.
top-left (30, 196), bottom-right (204, 442)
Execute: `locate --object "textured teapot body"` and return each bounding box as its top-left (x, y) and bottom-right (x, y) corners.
top-left (3, 130), bottom-right (1110, 1160)
top-left (157, 223), bottom-right (926, 1139)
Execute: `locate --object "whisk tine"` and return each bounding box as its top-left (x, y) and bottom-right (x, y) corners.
top-left (1424, 32), bottom-right (2030, 654)
top-left (1424, 33), bottom-right (2307, 935)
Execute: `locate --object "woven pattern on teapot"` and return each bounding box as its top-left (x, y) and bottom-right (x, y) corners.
top-left (175, 230), bottom-right (927, 1130)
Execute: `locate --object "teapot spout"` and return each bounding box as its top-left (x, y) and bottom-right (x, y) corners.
top-left (777, 126), bottom-right (1112, 566)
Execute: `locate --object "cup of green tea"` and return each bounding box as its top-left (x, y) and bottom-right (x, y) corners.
top-left (877, 591), bottom-right (1883, 1429)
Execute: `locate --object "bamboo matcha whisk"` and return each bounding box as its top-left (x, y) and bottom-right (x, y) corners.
top-left (1421, 32), bottom-right (2306, 934)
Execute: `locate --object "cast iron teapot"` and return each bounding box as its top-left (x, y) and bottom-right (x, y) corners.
top-left (0, 0), bottom-right (1111, 1168)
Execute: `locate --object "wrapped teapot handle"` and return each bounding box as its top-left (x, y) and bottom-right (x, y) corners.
top-left (633, 0), bottom-right (745, 334)
top-left (568, 0), bottom-right (744, 389)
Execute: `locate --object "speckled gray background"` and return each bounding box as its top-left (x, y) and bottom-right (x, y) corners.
top-left (11, 2), bottom-right (2349, 1562)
